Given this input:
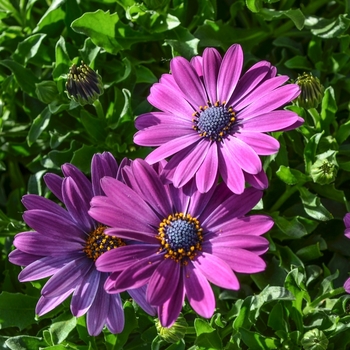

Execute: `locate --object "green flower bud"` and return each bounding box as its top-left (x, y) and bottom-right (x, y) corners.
top-left (66, 61), bottom-right (104, 106)
top-left (301, 329), bottom-right (328, 350)
top-left (155, 314), bottom-right (187, 343)
top-left (295, 73), bottom-right (324, 109)
top-left (310, 150), bottom-right (338, 185)
top-left (35, 81), bottom-right (59, 104)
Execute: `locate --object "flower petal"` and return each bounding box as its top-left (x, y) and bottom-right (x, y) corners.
top-left (245, 169), bottom-right (268, 190)
top-left (128, 285), bottom-right (157, 316)
top-left (217, 44), bottom-right (243, 102)
top-left (135, 112), bottom-right (191, 130)
top-left (203, 47), bottom-right (222, 102)
top-left (193, 252), bottom-right (239, 290)
top-left (8, 249), bottom-right (44, 266)
top-left (36, 289), bottom-right (74, 316)
top-left (44, 173), bottom-right (63, 202)
top-left (71, 267), bottom-right (100, 317)
top-left (344, 277), bottom-right (350, 293)
top-left (184, 262), bottom-right (215, 318)
top-left (236, 131), bottom-right (280, 155)
top-left (171, 56), bottom-right (207, 107)
top-left (147, 258), bottom-right (180, 305)
top-left (106, 293), bottom-right (125, 334)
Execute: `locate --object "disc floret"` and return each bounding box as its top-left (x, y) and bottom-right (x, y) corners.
top-left (192, 100), bottom-right (236, 141)
top-left (84, 225), bottom-right (126, 261)
top-left (157, 213), bottom-right (203, 264)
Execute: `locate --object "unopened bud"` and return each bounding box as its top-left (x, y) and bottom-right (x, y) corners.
top-left (301, 329), bottom-right (328, 350)
top-left (295, 73), bottom-right (324, 109)
top-left (155, 314), bottom-right (187, 343)
top-left (310, 150), bottom-right (338, 185)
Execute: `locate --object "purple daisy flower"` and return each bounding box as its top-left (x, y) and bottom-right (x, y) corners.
top-left (90, 159), bottom-right (273, 327)
top-left (343, 213), bottom-right (350, 293)
top-left (134, 43), bottom-right (303, 194)
top-left (8, 152), bottom-right (155, 336)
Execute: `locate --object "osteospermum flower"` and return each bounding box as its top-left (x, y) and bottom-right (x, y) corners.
top-left (8, 152), bottom-right (155, 336)
top-left (134, 44), bottom-right (303, 194)
top-left (90, 159), bottom-right (273, 327)
top-left (343, 213), bottom-right (350, 293)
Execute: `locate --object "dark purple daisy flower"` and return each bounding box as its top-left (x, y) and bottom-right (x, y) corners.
top-left (8, 152), bottom-right (155, 336)
top-left (90, 159), bottom-right (273, 327)
top-left (134, 44), bottom-right (303, 194)
top-left (344, 213), bottom-right (350, 293)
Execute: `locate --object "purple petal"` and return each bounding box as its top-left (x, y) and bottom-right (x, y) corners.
top-left (147, 258), bottom-right (180, 305)
top-left (238, 84), bottom-right (300, 119)
top-left (217, 44), bottom-right (243, 102)
top-left (236, 131), bottom-right (280, 155)
top-left (245, 169), bottom-right (269, 190)
top-left (209, 246), bottom-right (266, 273)
top-left (227, 61), bottom-right (271, 107)
top-left (240, 110), bottom-right (300, 132)
top-left (71, 267), bottom-right (100, 317)
top-left (8, 249), bottom-right (43, 266)
top-left (184, 262), bottom-right (215, 318)
top-left (96, 244), bottom-right (159, 272)
top-left (41, 256), bottom-right (91, 298)
top-left (14, 231), bottom-right (83, 256)
top-left (18, 254), bottom-right (75, 282)
top-left (223, 136), bottom-right (262, 174)
top-left (44, 173), bottom-right (63, 202)
top-left (22, 195), bottom-right (70, 220)
top-left (130, 159), bottom-right (173, 217)
top-left (158, 271), bottom-right (185, 327)
top-left (170, 56), bottom-right (207, 107)
top-left (135, 112), bottom-right (191, 130)
top-left (145, 133), bottom-right (200, 165)
top-left (91, 152), bottom-right (119, 196)
top-left (128, 285), bottom-right (157, 316)
top-left (22, 210), bottom-right (86, 242)
top-left (104, 253), bottom-right (163, 293)
top-left (279, 116), bottom-right (304, 131)
top-left (218, 142), bottom-right (245, 194)
top-left (106, 293), bottom-right (124, 334)
top-left (134, 124), bottom-right (191, 147)
top-left (36, 289), bottom-right (74, 316)
top-left (233, 75), bottom-right (290, 111)
top-left (205, 235), bottom-right (269, 255)
top-left (344, 277), bottom-right (350, 293)
top-left (193, 252), bottom-right (239, 290)
top-left (190, 56), bottom-right (203, 77)
top-left (61, 163), bottom-right (93, 199)
top-left (202, 187), bottom-right (263, 229)
top-left (148, 81), bottom-right (194, 117)
top-left (62, 177), bottom-right (95, 233)
top-left (203, 47), bottom-right (222, 103)
top-left (172, 139), bottom-right (211, 188)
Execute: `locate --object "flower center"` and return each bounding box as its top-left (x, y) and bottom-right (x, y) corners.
top-left (192, 101), bottom-right (236, 141)
top-left (157, 213), bottom-right (203, 264)
top-left (84, 225), bottom-right (126, 261)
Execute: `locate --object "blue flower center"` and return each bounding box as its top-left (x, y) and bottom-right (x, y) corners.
top-left (192, 101), bottom-right (236, 141)
top-left (157, 213), bottom-right (203, 264)
top-left (84, 225), bottom-right (126, 261)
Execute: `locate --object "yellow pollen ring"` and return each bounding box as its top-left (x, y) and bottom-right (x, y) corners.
top-left (156, 212), bottom-right (204, 265)
top-left (84, 225), bottom-right (126, 261)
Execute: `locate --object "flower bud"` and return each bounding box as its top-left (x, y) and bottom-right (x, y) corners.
top-left (35, 81), bottom-right (59, 104)
top-left (295, 73), bottom-right (324, 109)
top-left (66, 61), bottom-right (103, 106)
top-left (310, 150), bottom-right (338, 185)
top-left (155, 314), bottom-right (187, 343)
top-left (301, 329), bottom-right (328, 350)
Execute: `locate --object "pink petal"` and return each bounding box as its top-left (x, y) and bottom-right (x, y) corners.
top-left (236, 131), bottom-right (280, 155)
top-left (203, 47), bottom-right (222, 103)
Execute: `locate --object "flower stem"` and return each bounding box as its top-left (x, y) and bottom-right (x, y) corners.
top-left (270, 185), bottom-right (299, 212)
top-left (93, 99), bottom-right (104, 120)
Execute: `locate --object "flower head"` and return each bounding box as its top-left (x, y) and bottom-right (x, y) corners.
top-left (134, 44), bottom-right (303, 194)
top-left (310, 150), bottom-right (338, 185)
top-left (295, 72), bottom-right (324, 109)
top-left (344, 213), bottom-right (350, 293)
top-left (8, 152), bottom-right (155, 336)
top-left (155, 314), bottom-right (188, 343)
top-left (90, 159), bottom-right (273, 327)
top-left (66, 61), bottom-right (104, 106)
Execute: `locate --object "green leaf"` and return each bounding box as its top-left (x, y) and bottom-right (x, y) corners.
top-left (240, 328), bottom-right (278, 349)
top-left (0, 292), bottom-right (37, 330)
top-left (284, 56), bottom-right (312, 70)
top-left (311, 14), bottom-right (350, 39)
top-left (284, 9), bottom-right (305, 30)
top-left (0, 59), bottom-right (39, 96)
top-left (194, 319), bottom-right (222, 350)
top-left (52, 36), bottom-right (70, 83)
top-left (320, 86), bottom-right (337, 133)
top-left (299, 187), bottom-right (333, 221)
top-left (70, 145), bottom-right (100, 173)
top-left (33, 0), bottom-right (65, 35)
top-left (49, 313), bottom-right (77, 344)
top-left (165, 27), bottom-right (199, 59)
top-left (276, 166), bottom-right (309, 185)
top-left (268, 303), bottom-right (288, 332)
top-left (27, 107), bottom-right (51, 146)
top-left (80, 110), bottom-right (106, 142)
top-left (12, 34), bottom-right (47, 65)
top-left (296, 243), bottom-right (323, 261)
top-left (71, 10), bottom-right (154, 54)
top-left (304, 132), bottom-right (323, 173)
top-left (273, 215), bottom-right (309, 240)
top-left (5, 336), bottom-right (46, 350)
top-left (246, 0), bottom-right (263, 13)
top-left (336, 118), bottom-right (350, 144)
